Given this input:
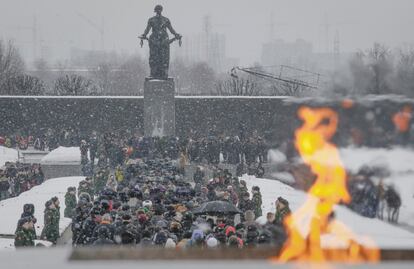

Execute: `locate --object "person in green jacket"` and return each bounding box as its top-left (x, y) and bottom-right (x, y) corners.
top-left (64, 187), bottom-right (77, 218)
top-left (252, 186), bottom-right (263, 218)
top-left (274, 196), bottom-right (291, 227)
top-left (78, 178), bottom-right (94, 199)
top-left (14, 217), bottom-right (36, 248)
top-left (94, 170), bottom-right (108, 194)
top-left (41, 198), bottom-right (60, 244)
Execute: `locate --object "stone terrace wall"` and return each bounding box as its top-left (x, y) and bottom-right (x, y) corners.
top-left (1, 95), bottom-right (412, 146)
top-left (0, 96), bottom-right (295, 143)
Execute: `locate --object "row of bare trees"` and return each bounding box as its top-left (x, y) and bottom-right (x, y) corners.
top-left (1, 38), bottom-right (298, 96)
top-left (333, 43), bottom-right (414, 97)
top-left (5, 38), bottom-right (414, 97)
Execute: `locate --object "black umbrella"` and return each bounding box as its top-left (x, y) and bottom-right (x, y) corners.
top-left (192, 200), bottom-right (242, 216)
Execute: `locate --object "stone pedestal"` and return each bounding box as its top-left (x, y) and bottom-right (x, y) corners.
top-left (144, 78), bottom-right (175, 137)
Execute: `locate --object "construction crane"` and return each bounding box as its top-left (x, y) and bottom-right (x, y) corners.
top-left (76, 12), bottom-right (105, 51)
top-left (230, 65), bottom-right (321, 89)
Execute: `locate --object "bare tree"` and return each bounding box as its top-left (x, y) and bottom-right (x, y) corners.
top-left (215, 77), bottom-right (260, 96)
top-left (367, 43), bottom-right (393, 94)
top-left (345, 44), bottom-right (393, 95)
top-left (11, 75), bottom-right (46, 95)
top-left (270, 82), bottom-right (304, 96)
top-left (394, 46), bottom-right (414, 97)
top-left (54, 75), bottom-right (99, 96)
top-left (0, 40), bottom-right (25, 95)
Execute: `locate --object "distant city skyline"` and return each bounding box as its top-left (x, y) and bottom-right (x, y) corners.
top-left (1, 0), bottom-right (413, 66)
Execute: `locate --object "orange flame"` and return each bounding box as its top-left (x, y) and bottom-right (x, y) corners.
top-left (273, 106), bottom-right (380, 263)
top-left (393, 105), bottom-right (412, 133)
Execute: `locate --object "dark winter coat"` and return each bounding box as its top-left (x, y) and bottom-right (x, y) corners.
top-left (274, 206), bottom-right (291, 226)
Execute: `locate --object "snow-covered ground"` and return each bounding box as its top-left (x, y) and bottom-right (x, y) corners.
top-left (0, 177), bottom-right (84, 242)
top-left (242, 174), bottom-right (414, 249)
top-left (0, 146), bottom-right (18, 167)
top-left (40, 147), bottom-right (80, 165)
top-left (269, 146), bottom-right (414, 227)
top-left (0, 238), bottom-right (52, 251)
top-left (339, 147), bottom-right (414, 227)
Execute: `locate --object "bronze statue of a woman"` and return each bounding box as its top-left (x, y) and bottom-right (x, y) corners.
top-left (140, 5), bottom-right (182, 80)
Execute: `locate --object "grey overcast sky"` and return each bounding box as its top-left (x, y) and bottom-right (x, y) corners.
top-left (0, 0), bottom-right (414, 64)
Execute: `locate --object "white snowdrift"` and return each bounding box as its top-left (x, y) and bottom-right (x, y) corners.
top-left (242, 174), bottom-right (414, 249)
top-left (339, 147), bottom-right (414, 174)
top-left (0, 176), bottom-right (84, 238)
top-left (0, 238), bottom-right (52, 251)
top-left (40, 147), bottom-right (80, 165)
top-left (0, 146), bottom-right (18, 167)
top-left (339, 147), bottom-right (414, 227)
top-left (269, 146), bottom-right (414, 227)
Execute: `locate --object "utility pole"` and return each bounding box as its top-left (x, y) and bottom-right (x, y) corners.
top-left (323, 13), bottom-right (330, 54)
top-left (333, 30), bottom-right (340, 70)
top-left (203, 15), bottom-right (211, 61)
top-left (33, 15), bottom-right (38, 60)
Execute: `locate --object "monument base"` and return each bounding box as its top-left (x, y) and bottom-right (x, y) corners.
top-left (144, 78), bottom-right (176, 137)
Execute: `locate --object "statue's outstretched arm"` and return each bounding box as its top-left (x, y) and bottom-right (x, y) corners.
top-left (141, 19), bottom-right (151, 38)
top-left (167, 19), bottom-right (181, 37)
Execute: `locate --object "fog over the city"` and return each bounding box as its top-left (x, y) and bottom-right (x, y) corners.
top-left (1, 0), bottom-right (413, 65)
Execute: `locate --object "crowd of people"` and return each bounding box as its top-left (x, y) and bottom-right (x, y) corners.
top-left (347, 166), bottom-right (402, 223)
top-left (0, 162), bottom-right (44, 201)
top-left (7, 126), bottom-right (405, 250)
top-left (14, 154), bottom-right (292, 248)
top-left (79, 131), bottom-right (269, 167)
top-left (0, 128), bottom-right (81, 151)
top-left (64, 158), bottom-right (291, 248)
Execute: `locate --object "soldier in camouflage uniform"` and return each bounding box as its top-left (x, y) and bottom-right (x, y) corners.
top-left (14, 217), bottom-right (36, 248)
top-left (64, 187), bottom-right (77, 218)
top-left (274, 196), bottom-right (291, 227)
top-left (252, 186), bottom-right (263, 218)
top-left (78, 179), bottom-right (94, 199)
top-left (94, 169), bottom-right (109, 195)
top-left (41, 197), bottom-right (60, 244)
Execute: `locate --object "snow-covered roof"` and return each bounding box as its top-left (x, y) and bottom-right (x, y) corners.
top-left (40, 147), bottom-right (80, 165)
top-left (0, 146), bottom-right (18, 167)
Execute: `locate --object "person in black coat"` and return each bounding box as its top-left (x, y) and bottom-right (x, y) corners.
top-left (92, 226), bottom-right (115, 246)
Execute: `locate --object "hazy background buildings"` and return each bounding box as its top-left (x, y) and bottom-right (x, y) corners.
top-left (1, 0), bottom-right (414, 96)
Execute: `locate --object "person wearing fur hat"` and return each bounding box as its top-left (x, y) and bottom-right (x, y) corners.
top-left (64, 187), bottom-right (77, 218)
top-left (78, 179), bottom-right (94, 200)
top-left (274, 196), bottom-right (291, 226)
top-left (40, 198), bottom-right (60, 244)
top-left (252, 186), bottom-right (263, 218)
